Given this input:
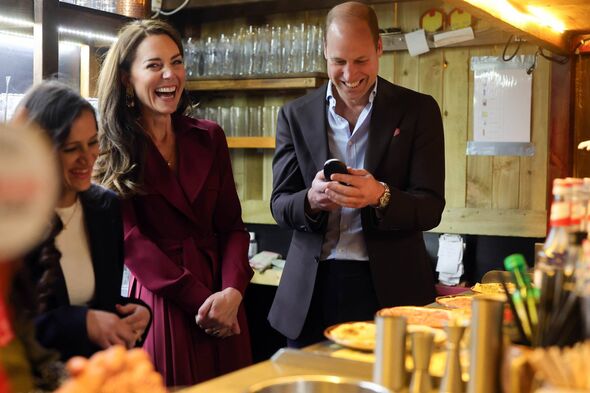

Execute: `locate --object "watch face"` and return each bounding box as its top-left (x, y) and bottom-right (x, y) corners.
top-left (0, 124), bottom-right (59, 260)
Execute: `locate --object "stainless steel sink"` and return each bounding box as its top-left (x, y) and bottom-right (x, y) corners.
top-left (246, 375), bottom-right (392, 393)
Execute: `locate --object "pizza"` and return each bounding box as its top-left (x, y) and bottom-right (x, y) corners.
top-left (325, 321), bottom-right (375, 351)
top-left (324, 321), bottom-right (447, 351)
top-left (436, 295), bottom-right (473, 310)
top-left (377, 306), bottom-right (452, 328)
top-left (471, 282), bottom-right (515, 295)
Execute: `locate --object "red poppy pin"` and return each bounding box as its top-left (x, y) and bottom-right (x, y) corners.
top-left (393, 128), bottom-right (401, 137)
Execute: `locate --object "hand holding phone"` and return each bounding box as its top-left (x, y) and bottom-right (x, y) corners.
top-left (323, 159), bottom-right (348, 184)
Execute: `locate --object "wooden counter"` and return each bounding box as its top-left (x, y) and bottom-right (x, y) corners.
top-left (178, 344), bottom-right (373, 393)
top-left (178, 339), bottom-right (455, 393)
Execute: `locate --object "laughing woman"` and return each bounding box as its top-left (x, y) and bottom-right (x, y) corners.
top-left (94, 20), bottom-right (252, 386)
top-left (16, 81), bottom-right (151, 361)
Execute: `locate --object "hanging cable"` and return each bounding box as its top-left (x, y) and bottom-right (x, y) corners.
top-left (152, 0), bottom-right (190, 18)
top-left (537, 47), bottom-right (569, 65)
top-left (502, 35), bottom-right (522, 62)
top-left (526, 49), bottom-right (538, 75)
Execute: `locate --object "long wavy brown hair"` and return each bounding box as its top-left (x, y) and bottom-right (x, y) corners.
top-left (94, 19), bottom-right (189, 198)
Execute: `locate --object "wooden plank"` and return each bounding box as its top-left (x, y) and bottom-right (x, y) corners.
top-left (466, 47), bottom-right (492, 208)
top-left (230, 150), bottom-right (246, 201)
top-left (418, 50), bottom-right (443, 106)
top-left (393, 52), bottom-right (419, 90)
top-left (548, 61), bottom-right (573, 207)
top-left (227, 137), bottom-right (275, 148)
top-left (262, 151), bottom-right (274, 201)
top-left (492, 157), bottom-right (519, 209)
top-left (185, 75), bottom-right (327, 91)
top-left (443, 0), bottom-right (570, 56)
top-left (392, 1), bottom-right (424, 90)
top-left (244, 150), bottom-right (263, 200)
top-left (374, 3), bottom-right (395, 82)
top-left (241, 199), bottom-right (275, 224)
top-left (442, 47), bottom-right (469, 208)
top-left (520, 49), bottom-right (549, 211)
top-left (432, 207), bottom-right (547, 237)
top-left (573, 55), bottom-right (590, 178)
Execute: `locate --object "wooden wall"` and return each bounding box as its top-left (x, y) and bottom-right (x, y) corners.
top-left (196, 0), bottom-right (551, 237)
top-left (574, 54), bottom-right (590, 178)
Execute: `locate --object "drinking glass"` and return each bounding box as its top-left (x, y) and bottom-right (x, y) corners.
top-left (248, 106), bottom-right (262, 136)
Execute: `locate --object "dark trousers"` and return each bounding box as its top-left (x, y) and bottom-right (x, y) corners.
top-left (287, 259), bottom-right (380, 348)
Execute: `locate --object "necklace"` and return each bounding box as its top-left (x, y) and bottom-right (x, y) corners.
top-left (59, 199), bottom-right (78, 229)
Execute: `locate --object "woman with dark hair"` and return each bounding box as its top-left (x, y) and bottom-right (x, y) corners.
top-left (95, 19), bottom-right (252, 386)
top-left (16, 80), bottom-right (151, 361)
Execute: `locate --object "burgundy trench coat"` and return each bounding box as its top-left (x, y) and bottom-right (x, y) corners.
top-left (122, 115), bottom-right (253, 386)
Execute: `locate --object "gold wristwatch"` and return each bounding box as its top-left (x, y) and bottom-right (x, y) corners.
top-left (376, 182), bottom-right (391, 209)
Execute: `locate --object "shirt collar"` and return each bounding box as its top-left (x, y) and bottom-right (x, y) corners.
top-left (326, 78), bottom-right (379, 109)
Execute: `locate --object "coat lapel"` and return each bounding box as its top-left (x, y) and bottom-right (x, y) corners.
top-left (299, 84), bottom-right (329, 171)
top-left (143, 137), bottom-right (199, 223)
top-left (365, 77), bottom-right (406, 174)
top-left (175, 118), bottom-right (214, 204)
top-left (80, 187), bottom-right (105, 305)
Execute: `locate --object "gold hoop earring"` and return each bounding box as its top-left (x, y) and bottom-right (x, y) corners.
top-left (126, 86), bottom-right (135, 108)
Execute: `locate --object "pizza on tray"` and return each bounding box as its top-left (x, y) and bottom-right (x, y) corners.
top-left (325, 321), bottom-right (375, 351)
top-left (435, 294), bottom-right (473, 310)
top-left (324, 321), bottom-right (447, 351)
top-left (377, 306), bottom-right (452, 328)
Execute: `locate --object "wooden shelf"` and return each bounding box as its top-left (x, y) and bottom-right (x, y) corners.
top-left (58, 2), bottom-right (133, 36)
top-left (186, 74), bottom-right (327, 91)
top-left (227, 136), bottom-right (275, 149)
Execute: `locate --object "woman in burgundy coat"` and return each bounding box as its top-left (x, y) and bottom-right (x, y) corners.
top-left (94, 20), bottom-right (253, 386)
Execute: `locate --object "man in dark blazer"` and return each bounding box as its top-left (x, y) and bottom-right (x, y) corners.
top-left (268, 1), bottom-right (445, 346)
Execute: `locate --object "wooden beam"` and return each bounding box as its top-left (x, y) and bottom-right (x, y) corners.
top-left (548, 60), bottom-right (573, 228)
top-left (573, 56), bottom-right (590, 179)
top-left (34, 0), bottom-right (59, 84)
top-left (432, 208), bottom-right (547, 237)
top-left (168, 0), bottom-right (403, 24)
top-left (443, 0), bottom-right (571, 55)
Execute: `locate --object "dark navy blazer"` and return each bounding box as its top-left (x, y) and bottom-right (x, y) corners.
top-left (25, 184), bottom-right (150, 360)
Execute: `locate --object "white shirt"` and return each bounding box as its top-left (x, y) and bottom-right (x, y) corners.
top-left (55, 198), bottom-right (95, 306)
top-left (320, 79), bottom-right (378, 261)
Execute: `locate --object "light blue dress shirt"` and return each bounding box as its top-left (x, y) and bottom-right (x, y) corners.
top-left (320, 79), bottom-right (378, 261)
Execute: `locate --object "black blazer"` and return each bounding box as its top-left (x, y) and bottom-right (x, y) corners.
top-left (268, 77), bottom-right (446, 339)
top-left (25, 184), bottom-right (150, 360)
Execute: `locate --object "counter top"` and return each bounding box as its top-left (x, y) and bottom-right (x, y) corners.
top-left (178, 339), bottom-right (458, 393)
top-left (178, 343), bottom-right (373, 393)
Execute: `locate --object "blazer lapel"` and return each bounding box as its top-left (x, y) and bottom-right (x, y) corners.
top-left (143, 139), bottom-right (199, 223)
top-left (299, 84), bottom-right (329, 171)
top-left (365, 78), bottom-right (406, 174)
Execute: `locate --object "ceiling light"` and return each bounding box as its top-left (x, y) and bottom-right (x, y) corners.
top-left (526, 5), bottom-right (565, 33)
top-left (58, 26), bottom-right (117, 43)
top-left (0, 15), bottom-right (34, 28)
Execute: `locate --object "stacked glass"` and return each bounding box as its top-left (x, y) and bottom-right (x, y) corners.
top-left (188, 105), bottom-right (281, 137)
top-left (183, 23), bottom-right (326, 79)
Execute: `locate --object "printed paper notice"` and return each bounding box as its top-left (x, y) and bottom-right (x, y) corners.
top-left (472, 57), bottom-right (533, 143)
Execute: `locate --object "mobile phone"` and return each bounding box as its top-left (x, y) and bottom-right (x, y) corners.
top-left (323, 159), bottom-right (348, 184)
